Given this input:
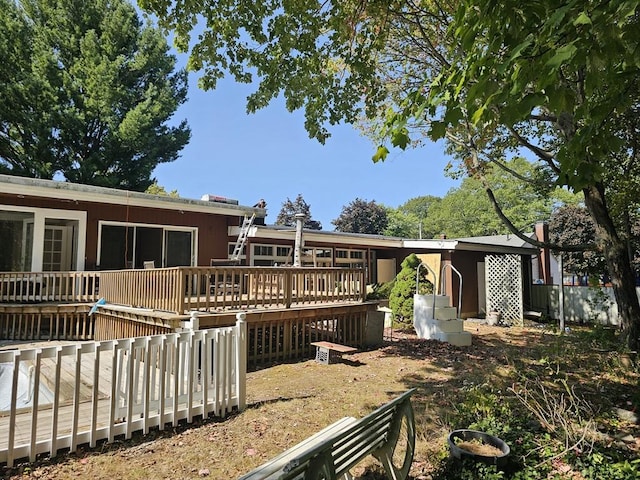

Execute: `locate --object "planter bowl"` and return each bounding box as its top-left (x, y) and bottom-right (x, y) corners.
top-left (448, 429), bottom-right (510, 467)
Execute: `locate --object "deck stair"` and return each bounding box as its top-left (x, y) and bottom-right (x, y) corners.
top-left (413, 263), bottom-right (472, 346)
top-left (231, 214), bottom-right (255, 261)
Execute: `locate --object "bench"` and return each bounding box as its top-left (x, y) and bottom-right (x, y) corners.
top-left (311, 341), bottom-right (358, 365)
top-left (238, 388), bottom-right (416, 480)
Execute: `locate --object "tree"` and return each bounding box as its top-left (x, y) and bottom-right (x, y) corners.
top-left (548, 205), bottom-right (607, 280)
top-left (146, 181), bottom-right (179, 198)
top-left (427, 158), bottom-right (579, 238)
top-left (275, 194), bottom-right (322, 230)
top-left (0, 0), bottom-right (190, 190)
top-left (332, 198), bottom-right (388, 234)
top-left (403, 1), bottom-right (640, 350)
top-left (140, 0), bottom-right (640, 349)
top-left (384, 196), bottom-right (442, 238)
top-left (389, 253), bottom-right (433, 323)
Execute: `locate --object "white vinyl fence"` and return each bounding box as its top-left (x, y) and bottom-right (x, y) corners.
top-left (530, 285), bottom-right (640, 325)
top-left (0, 318), bottom-right (247, 467)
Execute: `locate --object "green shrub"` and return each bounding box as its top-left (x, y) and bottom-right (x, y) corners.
top-left (366, 280), bottom-right (394, 300)
top-left (388, 253), bottom-right (433, 323)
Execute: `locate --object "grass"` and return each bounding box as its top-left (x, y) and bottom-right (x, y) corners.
top-left (1, 321), bottom-right (639, 479)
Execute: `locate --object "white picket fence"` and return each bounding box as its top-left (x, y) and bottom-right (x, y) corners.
top-left (0, 317), bottom-right (247, 467)
top-left (530, 285), bottom-right (640, 324)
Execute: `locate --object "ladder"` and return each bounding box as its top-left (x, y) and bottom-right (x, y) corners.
top-left (231, 214), bottom-right (255, 261)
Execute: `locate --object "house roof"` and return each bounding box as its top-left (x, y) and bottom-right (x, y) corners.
top-left (404, 232), bottom-right (539, 255)
top-left (0, 174), bottom-right (263, 217)
top-left (245, 224), bottom-right (539, 254)
top-left (244, 224), bottom-right (404, 248)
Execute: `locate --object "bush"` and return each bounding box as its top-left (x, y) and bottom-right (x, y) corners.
top-left (388, 253), bottom-right (433, 323)
top-left (366, 280), bottom-right (394, 300)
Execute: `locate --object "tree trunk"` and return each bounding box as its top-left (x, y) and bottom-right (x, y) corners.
top-left (583, 184), bottom-right (640, 351)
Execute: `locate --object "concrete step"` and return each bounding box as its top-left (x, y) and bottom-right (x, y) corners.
top-left (436, 331), bottom-right (472, 346)
top-left (415, 294), bottom-right (451, 308)
top-left (414, 294), bottom-right (452, 319)
top-left (433, 318), bottom-right (464, 333)
top-left (413, 318), bottom-right (465, 339)
top-left (434, 307), bottom-right (457, 321)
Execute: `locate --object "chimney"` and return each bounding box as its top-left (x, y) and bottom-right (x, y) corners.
top-left (535, 221), bottom-right (552, 284)
top-left (293, 213), bottom-right (306, 267)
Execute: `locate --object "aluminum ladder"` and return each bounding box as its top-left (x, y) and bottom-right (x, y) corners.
top-left (231, 214), bottom-right (255, 261)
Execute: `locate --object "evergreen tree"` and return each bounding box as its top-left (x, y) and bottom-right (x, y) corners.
top-left (275, 194), bottom-right (322, 230)
top-left (0, 0), bottom-right (190, 190)
top-left (389, 254), bottom-right (433, 323)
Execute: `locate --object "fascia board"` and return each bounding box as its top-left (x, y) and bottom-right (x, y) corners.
top-left (0, 175), bottom-right (258, 217)
top-left (240, 226), bottom-right (404, 248)
top-left (402, 239), bottom-right (460, 250)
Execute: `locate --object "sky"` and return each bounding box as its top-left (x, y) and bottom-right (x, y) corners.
top-left (152, 55), bottom-right (461, 231)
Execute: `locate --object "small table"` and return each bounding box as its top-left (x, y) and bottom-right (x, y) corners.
top-left (311, 341), bottom-right (357, 365)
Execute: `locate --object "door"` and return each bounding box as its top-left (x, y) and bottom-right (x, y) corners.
top-left (43, 225), bottom-right (73, 271)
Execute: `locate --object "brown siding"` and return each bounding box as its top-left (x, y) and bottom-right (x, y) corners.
top-left (0, 193), bottom-right (240, 268)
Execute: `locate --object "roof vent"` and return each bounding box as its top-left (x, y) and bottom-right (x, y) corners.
top-left (200, 194), bottom-right (239, 205)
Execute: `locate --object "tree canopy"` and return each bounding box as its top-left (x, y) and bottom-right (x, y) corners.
top-left (429, 157), bottom-right (578, 238)
top-left (275, 194), bottom-right (322, 230)
top-left (0, 0), bottom-right (190, 190)
top-left (332, 198), bottom-right (388, 234)
top-left (548, 205), bottom-right (607, 280)
top-left (145, 181), bottom-right (179, 198)
top-left (383, 195), bottom-right (442, 238)
top-left (140, 0), bottom-right (640, 348)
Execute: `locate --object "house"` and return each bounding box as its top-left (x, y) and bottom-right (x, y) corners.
top-left (0, 174), bottom-right (540, 319)
top-left (236, 224), bottom-right (540, 319)
top-left (0, 174), bottom-right (264, 272)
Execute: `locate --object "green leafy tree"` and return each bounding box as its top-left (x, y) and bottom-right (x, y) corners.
top-left (428, 158), bottom-right (579, 238)
top-left (389, 253), bottom-right (433, 323)
top-left (385, 196), bottom-right (443, 239)
top-left (145, 181), bottom-right (179, 198)
top-left (140, 0), bottom-right (640, 348)
top-left (0, 0), bottom-right (190, 190)
top-left (383, 206), bottom-right (419, 238)
top-left (275, 194), bottom-right (322, 230)
top-left (332, 198), bottom-right (388, 234)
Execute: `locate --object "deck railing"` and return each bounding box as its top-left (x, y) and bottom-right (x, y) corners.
top-left (98, 266), bottom-right (366, 314)
top-left (0, 271), bottom-right (100, 304)
top-left (0, 318), bottom-right (247, 467)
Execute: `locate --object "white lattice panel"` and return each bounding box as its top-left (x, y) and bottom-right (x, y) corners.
top-left (485, 254), bottom-right (523, 326)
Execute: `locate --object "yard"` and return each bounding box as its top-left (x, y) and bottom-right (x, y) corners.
top-left (1, 321), bottom-right (638, 479)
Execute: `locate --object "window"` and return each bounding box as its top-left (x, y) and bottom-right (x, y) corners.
top-left (254, 245), bottom-right (273, 256)
top-left (335, 248), bottom-right (366, 269)
top-left (0, 211), bottom-right (34, 271)
top-left (98, 222), bottom-right (196, 269)
top-left (0, 207), bottom-right (85, 272)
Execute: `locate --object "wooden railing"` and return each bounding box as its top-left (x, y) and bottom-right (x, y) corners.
top-left (0, 304), bottom-right (93, 341)
top-left (0, 318), bottom-right (247, 467)
top-left (99, 267), bottom-right (366, 314)
top-left (0, 272), bottom-right (100, 304)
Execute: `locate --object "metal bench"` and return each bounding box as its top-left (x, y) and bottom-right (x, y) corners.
top-left (239, 388), bottom-right (416, 480)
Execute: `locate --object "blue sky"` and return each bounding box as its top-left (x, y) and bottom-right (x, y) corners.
top-left (153, 56), bottom-right (460, 230)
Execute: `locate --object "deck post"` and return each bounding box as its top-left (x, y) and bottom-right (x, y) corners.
top-left (235, 312), bottom-right (247, 411)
